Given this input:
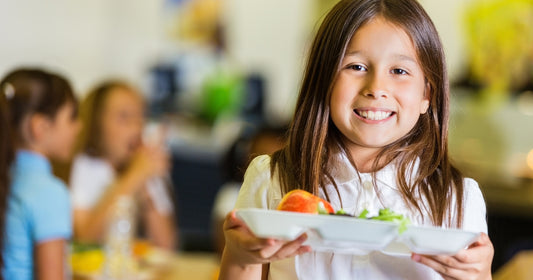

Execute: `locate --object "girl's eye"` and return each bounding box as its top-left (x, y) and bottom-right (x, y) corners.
top-left (348, 64), bottom-right (367, 72)
top-left (392, 68), bottom-right (408, 75)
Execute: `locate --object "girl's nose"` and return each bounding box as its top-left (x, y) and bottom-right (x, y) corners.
top-left (362, 72), bottom-right (389, 99)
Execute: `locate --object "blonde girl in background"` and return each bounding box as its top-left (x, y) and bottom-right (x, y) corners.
top-left (219, 0), bottom-right (494, 279)
top-left (69, 80), bottom-right (176, 250)
top-left (1, 68), bottom-right (80, 280)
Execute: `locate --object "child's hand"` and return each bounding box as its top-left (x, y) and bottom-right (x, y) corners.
top-left (222, 210), bottom-right (312, 267)
top-left (127, 145), bottom-right (170, 185)
top-left (411, 232), bottom-right (493, 280)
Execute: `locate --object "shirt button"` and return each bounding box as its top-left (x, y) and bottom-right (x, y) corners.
top-left (363, 181), bottom-right (373, 190)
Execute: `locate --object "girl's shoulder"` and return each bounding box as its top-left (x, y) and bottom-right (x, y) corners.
top-left (22, 175), bottom-right (69, 203)
top-left (236, 154), bottom-right (281, 209)
top-left (461, 177), bottom-right (485, 203)
top-left (9, 170), bottom-right (70, 220)
top-left (458, 177), bottom-right (487, 233)
top-left (247, 154), bottom-right (272, 173)
top-left (242, 154), bottom-right (275, 189)
top-left (10, 152), bottom-right (68, 198)
top-left (462, 177), bottom-right (479, 187)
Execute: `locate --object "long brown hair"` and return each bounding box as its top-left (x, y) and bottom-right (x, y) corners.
top-left (1, 69), bottom-right (78, 184)
top-left (0, 79), bottom-right (13, 278)
top-left (271, 0), bottom-right (464, 227)
top-left (0, 68), bottom-right (77, 147)
top-left (76, 80), bottom-right (138, 158)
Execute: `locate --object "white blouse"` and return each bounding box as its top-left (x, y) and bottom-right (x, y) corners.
top-left (70, 153), bottom-right (174, 214)
top-left (235, 154), bottom-right (488, 280)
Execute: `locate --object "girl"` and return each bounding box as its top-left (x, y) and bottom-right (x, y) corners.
top-left (1, 68), bottom-right (80, 280)
top-left (219, 0), bottom-right (494, 279)
top-left (0, 79), bottom-right (13, 280)
top-left (69, 81), bottom-right (176, 250)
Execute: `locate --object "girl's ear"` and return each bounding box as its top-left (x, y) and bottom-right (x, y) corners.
top-left (27, 114), bottom-right (51, 144)
top-left (420, 82), bottom-right (431, 114)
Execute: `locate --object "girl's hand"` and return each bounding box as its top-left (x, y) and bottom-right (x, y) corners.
top-left (223, 210), bottom-right (312, 267)
top-left (121, 146), bottom-right (170, 194)
top-left (125, 145), bottom-right (170, 191)
top-left (411, 232), bottom-right (493, 280)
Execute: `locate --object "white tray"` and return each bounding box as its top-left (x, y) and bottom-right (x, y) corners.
top-left (236, 208), bottom-right (480, 256)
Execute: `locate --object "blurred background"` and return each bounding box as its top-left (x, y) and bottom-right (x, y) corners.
top-left (1, 0), bottom-right (533, 277)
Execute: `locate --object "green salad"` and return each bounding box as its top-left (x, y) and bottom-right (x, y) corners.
top-left (326, 208), bottom-right (411, 234)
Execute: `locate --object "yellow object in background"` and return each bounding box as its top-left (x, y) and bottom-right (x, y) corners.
top-left (70, 240), bottom-right (154, 277)
top-left (464, 0), bottom-right (533, 95)
top-left (70, 247), bottom-right (105, 276)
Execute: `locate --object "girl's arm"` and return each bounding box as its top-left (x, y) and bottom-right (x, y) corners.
top-left (411, 232), bottom-right (494, 280)
top-left (74, 146), bottom-right (169, 243)
top-left (34, 239), bottom-right (67, 280)
top-left (73, 169), bottom-right (148, 243)
top-left (141, 193), bottom-right (177, 250)
top-left (218, 211), bottom-right (311, 280)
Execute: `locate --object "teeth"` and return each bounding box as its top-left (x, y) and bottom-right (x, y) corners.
top-left (357, 110), bottom-right (392, 121)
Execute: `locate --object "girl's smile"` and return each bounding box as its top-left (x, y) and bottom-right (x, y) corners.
top-left (330, 16), bottom-right (429, 158)
top-left (353, 108), bottom-right (396, 123)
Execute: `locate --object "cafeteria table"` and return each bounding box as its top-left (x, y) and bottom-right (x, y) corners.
top-left (73, 250), bottom-right (219, 280)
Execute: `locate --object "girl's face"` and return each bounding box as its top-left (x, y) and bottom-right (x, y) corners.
top-left (100, 87), bottom-right (144, 167)
top-left (330, 16), bottom-right (429, 157)
top-left (45, 102), bottom-right (81, 161)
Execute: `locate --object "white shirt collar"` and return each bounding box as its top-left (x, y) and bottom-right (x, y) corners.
top-left (329, 151), bottom-right (419, 188)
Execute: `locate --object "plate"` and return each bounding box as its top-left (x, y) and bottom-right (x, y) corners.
top-left (235, 208), bottom-right (481, 255)
top-left (399, 226), bottom-right (481, 255)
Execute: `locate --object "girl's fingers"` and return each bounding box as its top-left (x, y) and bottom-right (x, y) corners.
top-left (421, 254), bottom-right (470, 270)
top-left (243, 237), bottom-right (276, 251)
top-left (451, 233), bottom-right (493, 269)
top-left (223, 210), bottom-right (313, 264)
top-left (294, 245), bottom-right (312, 256)
top-left (255, 240), bottom-right (285, 259)
top-left (224, 210), bottom-right (256, 234)
top-left (224, 210), bottom-right (277, 251)
top-left (260, 233), bottom-right (310, 260)
top-left (223, 210), bottom-right (243, 230)
top-left (412, 254), bottom-right (468, 279)
top-left (411, 232), bottom-right (493, 279)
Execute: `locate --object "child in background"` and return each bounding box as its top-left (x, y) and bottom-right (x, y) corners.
top-left (1, 68), bottom-right (80, 280)
top-left (0, 80), bottom-right (13, 279)
top-left (69, 80), bottom-right (176, 250)
top-left (212, 125), bottom-right (286, 257)
top-left (219, 0), bottom-right (494, 279)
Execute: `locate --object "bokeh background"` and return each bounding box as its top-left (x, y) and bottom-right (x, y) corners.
top-left (1, 0), bottom-right (533, 276)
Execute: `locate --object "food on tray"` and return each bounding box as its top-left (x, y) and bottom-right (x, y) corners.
top-left (359, 208), bottom-right (411, 233)
top-left (276, 190), bottom-right (410, 233)
top-left (329, 208), bottom-right (410, 233)
top-left (277, 189), bottom-right (334, 214)
top-left (235, 208), bottom-right (480, 255)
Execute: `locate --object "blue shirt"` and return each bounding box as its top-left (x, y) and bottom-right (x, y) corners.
top-left (2, 150), bottom-right (72, 280)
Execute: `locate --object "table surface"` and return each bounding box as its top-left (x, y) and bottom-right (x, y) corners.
top-left (73, 251), bottom-right (220, 280)
top-left (156, 252), bottom-right (219, 280)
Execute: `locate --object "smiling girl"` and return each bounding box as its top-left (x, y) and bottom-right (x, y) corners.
top-left (219, 0), bottom-right (493, 279)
